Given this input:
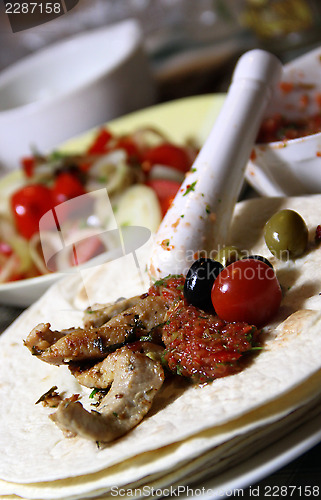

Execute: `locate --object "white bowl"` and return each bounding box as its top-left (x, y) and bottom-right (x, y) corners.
top-left (0, 94), bottom-right (225, 307)
top-left (0, 19), bottom-right (155, 172)
top-left (246, 46), bottom-right (321, 196)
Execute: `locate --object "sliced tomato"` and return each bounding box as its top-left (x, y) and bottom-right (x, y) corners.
top-left (146, 179), bottom-right (181, 216)
top-left (143, 143), bottom-right (191, 173)
top-left (11, 184), bottom-right (53, 240)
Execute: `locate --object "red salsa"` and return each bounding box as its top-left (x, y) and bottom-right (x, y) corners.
top-left (257, 113), bottom-right (321, 143)
top-left (149, 275), bottom-right (259, 382)
top-left (148, 275), bottom-right (185, 302)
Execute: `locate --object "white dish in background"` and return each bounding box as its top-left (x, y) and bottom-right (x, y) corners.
top-left (0, 94), bottom-right (225, 307)
top-left (0, 19), bottom-right (155, 172)
top-left (246, 46), bottom-right (321, 196)
top-left (0, 272), bottom-right (62, 308)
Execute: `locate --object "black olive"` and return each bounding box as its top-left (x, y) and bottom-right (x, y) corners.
top-left (247, 255), bottom-right (273, 268)
top-left (184, 258), bottom-right (223, 310)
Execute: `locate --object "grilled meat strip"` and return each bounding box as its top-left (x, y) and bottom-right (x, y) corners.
top-left (83, 296), bottom-right (141, 328)
top-left (51, 344), bottom-right (165, 442)
top-left (24, 323), bottom-right (79, 355)
top-left (69, 341), bottom-right (164, 389)
top-left (25, 295), bottom-right (169, 365)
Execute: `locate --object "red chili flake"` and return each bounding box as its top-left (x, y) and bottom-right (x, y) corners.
top-left (279, 81), bottom-right (294, 94)
top-left (250, 149), bottom-right (257, 161)
top-left (299, 94), bottom-right (309, 109)
top-left (160, 240), bottom-right (174, 251)
top-left (316, 151), bottom-right (321, 157)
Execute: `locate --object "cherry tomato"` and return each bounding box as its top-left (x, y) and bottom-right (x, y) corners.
top-left (52, 172), bottom-right (86, 206)
top-left (11, 184), bottom-right (53, 240)
top-left (211, 259), bottom-right (282, 326)
top-left (146, 179), bottom-right (181, 216)
top-left (143, 143), bottom-right (191, 172)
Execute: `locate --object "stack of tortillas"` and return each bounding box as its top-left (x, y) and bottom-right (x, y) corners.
top-left (1, 195), bottom-right (321, 499)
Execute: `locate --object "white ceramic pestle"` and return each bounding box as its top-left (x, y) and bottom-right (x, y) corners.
top-left (148, 49), bottom-right (282, 279)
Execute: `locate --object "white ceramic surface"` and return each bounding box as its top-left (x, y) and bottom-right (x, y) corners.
top-left (149, 50), bottom-right (282, 279)
top-left (0, 19), bottom-right (155, 172)
top-left (246, 46), bottom-right (321, 196)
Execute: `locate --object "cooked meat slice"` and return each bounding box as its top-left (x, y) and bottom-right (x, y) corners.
top-left (69, 351), bottom-right (119, 389)
top-left (24, 323), bottom-right (73, 354)
top-left (51, 345), bottom-right (165, 442)
top-left (25, 323), bottom-right (132, 365)
top-left (83, 296), bottom-right (142, 328)
top-left (69, 341), bottom-right (164, 389)
top-left (35, 386), bottom-right (80, 408)
top-left (25, 296), bottom-right (169, 365)
top-left (104, 295), bottom-right (169, 333)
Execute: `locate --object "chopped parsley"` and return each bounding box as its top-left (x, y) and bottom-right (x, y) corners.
top-left (183, 181), bottom-right (197, 197)
top-left (153, 274), bottom-right (182, 287)
top-left (89, 388), bottom-right (99, 399)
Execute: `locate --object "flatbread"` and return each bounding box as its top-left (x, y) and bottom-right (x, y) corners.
top-left (1, 195), bottom-right (321, 499)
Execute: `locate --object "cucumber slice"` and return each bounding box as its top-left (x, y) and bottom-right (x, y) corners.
top-left (115, 185), bottom-right (162, 232)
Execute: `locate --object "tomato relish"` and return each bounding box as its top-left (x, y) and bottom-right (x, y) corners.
top-left (148, 275), bottom-right (185, 302)
top-left (257, 112), bottom-right (321, 143)
top-left (148, 275), bottom-right (259, 382)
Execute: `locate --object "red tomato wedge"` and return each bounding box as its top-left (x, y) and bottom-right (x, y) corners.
top-left (146, 179), bottom-right (181, 216)
top-left (87, 128), bottom-right (112, 155)
top-left (143, 143), bottom-right (191, 172)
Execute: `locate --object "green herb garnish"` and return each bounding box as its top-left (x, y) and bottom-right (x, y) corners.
top-left (183, 181), bottom-right (197, 197)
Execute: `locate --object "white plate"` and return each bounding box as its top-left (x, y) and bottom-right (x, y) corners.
top-left (194, 410), bottom-right (321, 497)
top-left (0, 94), bottom-right (225, 307)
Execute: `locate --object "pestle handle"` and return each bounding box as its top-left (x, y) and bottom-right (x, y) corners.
top-left (148, 50), bottom-right (282, 279)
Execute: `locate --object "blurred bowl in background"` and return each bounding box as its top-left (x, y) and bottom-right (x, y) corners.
top-left (246, 46), bottom-right (321, 196)
top-left (0, 19), bottom-right (155, 172)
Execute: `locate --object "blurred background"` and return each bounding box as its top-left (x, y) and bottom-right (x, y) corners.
top-left (1, 0), bottom-right (321, 102)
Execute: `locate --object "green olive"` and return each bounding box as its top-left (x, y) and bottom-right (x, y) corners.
top-left (264, 209), bottom-right (308, 260)
top-left (215, 245), bottom-right (242, 267)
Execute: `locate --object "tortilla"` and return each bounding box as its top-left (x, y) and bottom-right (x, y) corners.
top-left (1, 195), bottom-right (321, 499)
